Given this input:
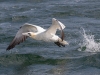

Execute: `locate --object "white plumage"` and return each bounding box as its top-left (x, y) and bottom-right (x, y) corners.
top-left (6, 18), bottom-right (68, 50)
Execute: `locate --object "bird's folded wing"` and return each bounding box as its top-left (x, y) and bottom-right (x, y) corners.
top-left (46, 18), bottom-right (65, 40)
top-left (6, 23), bottom-right (45, 50)
top-left (46, 18), bottom-right (65, 34)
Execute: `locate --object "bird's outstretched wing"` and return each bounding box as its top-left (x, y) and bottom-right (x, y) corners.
top-left (6, 23), bottom-right (45, 50)
top-left (46, 18), bottom-right (65, 40)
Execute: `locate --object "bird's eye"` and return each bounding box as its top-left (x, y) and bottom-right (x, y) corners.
top-left (28, 33), bottom-right (31, 36)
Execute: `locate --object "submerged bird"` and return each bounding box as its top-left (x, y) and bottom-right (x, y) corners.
top-left (6, 18), bottom-right (68, 50)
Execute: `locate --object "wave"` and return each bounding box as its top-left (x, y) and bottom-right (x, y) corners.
top-left (78, 28), bottom-right (100, 52)
top-left (0, 53), bottom-right (100, 70)
top-left (0, 53), bottom-right (66, 67)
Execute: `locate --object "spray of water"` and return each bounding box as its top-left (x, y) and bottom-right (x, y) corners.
top-left (78, 28), bottom-right (100, 52)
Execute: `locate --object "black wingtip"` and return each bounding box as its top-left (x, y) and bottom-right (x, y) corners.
top-left (6, 44), bottom-right (15, 50)
top-left (6, 48), bottom-right (9, 50)
top-left (6, 36), bottom-right (28, 51)
top-left (6, 45), bottom-right (11, 50)
top-left (61, 30), bottom-right (64, 41)
top-left (54, 41), bottom-right (65, 47)
top-left (6, 47), bottom-right (12, 51)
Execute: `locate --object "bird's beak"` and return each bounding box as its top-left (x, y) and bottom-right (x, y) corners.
top-left (22, 33), bottom-right (29, 36)
top-left (52, 18), bottom-right (56, 21)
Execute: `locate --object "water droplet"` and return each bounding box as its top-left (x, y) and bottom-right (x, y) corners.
top-left (79, 28), bottom-right (100, 52)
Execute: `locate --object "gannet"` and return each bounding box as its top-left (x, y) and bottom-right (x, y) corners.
top-left (6, 18), bottom-right (68, 50)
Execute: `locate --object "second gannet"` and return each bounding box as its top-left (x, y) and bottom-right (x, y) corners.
top-left (6, 18), bottom-right (68, 50)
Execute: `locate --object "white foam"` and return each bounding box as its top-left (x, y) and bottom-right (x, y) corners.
top-left (78, 28), bottom-right (100, 52)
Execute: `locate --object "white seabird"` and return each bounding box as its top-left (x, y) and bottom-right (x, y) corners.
top-left (6, 18), bottom-right (68, 50)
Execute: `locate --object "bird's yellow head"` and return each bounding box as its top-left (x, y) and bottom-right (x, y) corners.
top-left (22, 32), bottom-right (36, 38)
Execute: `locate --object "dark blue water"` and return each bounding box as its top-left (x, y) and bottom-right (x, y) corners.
top-left (0, 0), bottom-right (100, 75)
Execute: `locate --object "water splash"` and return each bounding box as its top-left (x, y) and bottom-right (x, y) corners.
top-left (78, 28), bottom-right (100, 52)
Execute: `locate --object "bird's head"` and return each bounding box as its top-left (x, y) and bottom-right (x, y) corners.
top-left (22, 32), bottom-right (36, 38)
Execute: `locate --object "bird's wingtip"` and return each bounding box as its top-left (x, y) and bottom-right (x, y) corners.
top-left (6, 46), bottom-right (11, 50)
